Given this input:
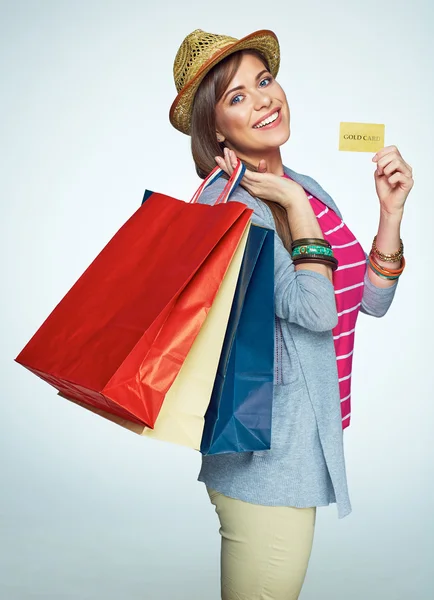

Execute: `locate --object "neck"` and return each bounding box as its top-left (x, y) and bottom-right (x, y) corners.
top-left (227, 146), bottom-right (284, 176)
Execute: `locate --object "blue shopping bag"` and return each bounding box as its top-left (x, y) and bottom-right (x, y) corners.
top-left (200, 224), bottom-right (275, 455)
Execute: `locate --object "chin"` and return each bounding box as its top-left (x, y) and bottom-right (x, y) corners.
top-left (262, 126), bottom-right (290, 149)
top-left (281, 116), bottom-right (291, 143)
top-left (279, 125), bottom-right (291, 145)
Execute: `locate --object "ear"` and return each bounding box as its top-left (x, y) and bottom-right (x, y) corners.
top-left (216, 132), bottom-right (225, 143)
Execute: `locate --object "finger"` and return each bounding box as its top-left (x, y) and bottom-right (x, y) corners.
top-left (376, 155), bottom-right (409, 177)
top-left (402, 159), bottom-right (413, 175)
top-left (375, 148), bottom-right (412, 175)
top-left (372, 145), bottom-right (402, 163)
top-left (387, 172), bottom-right (414, 190)
top-left (241, 169), bottom-right (263, 185)
top-left (214, 155), bottom-right (230, 175)
top-left (235, 168), bottom-right (262, 195)
top-left (216, 152), bottom-right (234, 177)
top-left (223, 147), bottom-right (235, 175)
top-left (257, 159), bottom-right (268, 173)
top-left (384, 160), bottom-right (412, 179)
top-left (240, 171), bottom-right (275, 198)
top-left (374, 154), bottom-right (395, 175)
top-left (228, 149), bottom-right (239, 170)
top-left (380, 158), bottom-right (412, 179)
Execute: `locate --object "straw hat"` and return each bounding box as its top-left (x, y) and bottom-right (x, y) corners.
top-left (169, 29), bottom-right (280, 135)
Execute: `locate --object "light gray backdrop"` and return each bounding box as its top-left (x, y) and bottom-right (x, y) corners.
top-left (1, 1), bottom-right (432, 599)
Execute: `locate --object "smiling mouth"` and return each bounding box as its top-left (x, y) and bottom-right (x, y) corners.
top-left (253, 110), bottom-right (280, 129)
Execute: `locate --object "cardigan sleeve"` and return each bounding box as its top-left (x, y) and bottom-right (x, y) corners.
top-left (198, 180), bottom-right (338, 333)
top-left (360, 253), bottom-right (398, 317)
top-left (283, 168), bottom-right (399, 318)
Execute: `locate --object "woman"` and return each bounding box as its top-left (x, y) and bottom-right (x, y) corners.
top-left (169, 29), bottom-right (413, 599)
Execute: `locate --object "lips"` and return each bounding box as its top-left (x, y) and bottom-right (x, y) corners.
top-left (252, 108), bottom-right (281, 129)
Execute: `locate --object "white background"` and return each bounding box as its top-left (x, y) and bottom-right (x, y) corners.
top-left (1, 1), bottom-right (433, 598)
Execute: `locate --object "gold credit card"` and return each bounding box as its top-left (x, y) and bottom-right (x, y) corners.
top-left (339, 122), bottom-right (385, 152)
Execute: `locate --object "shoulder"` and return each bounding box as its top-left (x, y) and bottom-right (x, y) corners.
top-left (197, 178), bottom-right (276, 230)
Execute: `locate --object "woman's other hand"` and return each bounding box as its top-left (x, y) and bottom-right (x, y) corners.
top-left (215, 148), bottom-right (306, 209)
top-left (372, 146), bottom-right (414, 217)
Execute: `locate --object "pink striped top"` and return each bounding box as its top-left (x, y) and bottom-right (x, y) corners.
top-left (284, 176), bottom-right (366, 429)
top-left (308, 195), bottom-right (366, 428)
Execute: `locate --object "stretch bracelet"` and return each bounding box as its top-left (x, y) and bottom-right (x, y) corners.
top-left (369, 253), bottom-right (406, 277)
top-left (371, 235), bottom-right (404, 262)
top-left (292, 238), bottom-right (331, 250)
top-left (292, 245), bottom-right (334, 258)
top-left (368, 260), bottom-right (400, 280)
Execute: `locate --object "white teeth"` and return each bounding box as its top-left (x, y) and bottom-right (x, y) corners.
top-left (254, 111), bottom-right (279, 128)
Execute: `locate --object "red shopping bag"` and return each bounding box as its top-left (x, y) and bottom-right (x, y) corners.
top-left (16, 162), bottom-right (252, 428)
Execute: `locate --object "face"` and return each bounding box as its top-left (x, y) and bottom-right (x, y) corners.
top-left (215, 53), bottom-right (290, 162)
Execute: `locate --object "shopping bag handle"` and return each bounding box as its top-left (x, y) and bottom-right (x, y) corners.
top-left (189, 159), bottom-right (246, 205)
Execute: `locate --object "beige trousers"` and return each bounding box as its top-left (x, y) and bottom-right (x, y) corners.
top-left (207, 488), bottom-right (316, 600)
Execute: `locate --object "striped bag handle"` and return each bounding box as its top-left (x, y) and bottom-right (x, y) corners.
top-left (189, 159), bottom-right (246, 205)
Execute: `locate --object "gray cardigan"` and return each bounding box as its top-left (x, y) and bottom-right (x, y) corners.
top-left (197, 166), bottom-right (397, 518)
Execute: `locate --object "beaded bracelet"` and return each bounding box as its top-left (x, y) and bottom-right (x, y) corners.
top-left (371, 235), bottom-right (404, 262)
top-left (292, 245), bottom-right (334, 258)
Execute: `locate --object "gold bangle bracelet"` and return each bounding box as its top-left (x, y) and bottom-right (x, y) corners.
top-left (371, 235), bottom-right (404, 262)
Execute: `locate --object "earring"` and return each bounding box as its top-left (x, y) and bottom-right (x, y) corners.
top-left (216, 134), bottom-right (225, 143)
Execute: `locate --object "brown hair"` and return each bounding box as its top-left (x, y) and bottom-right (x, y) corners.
top-left (190, 50), bottom-right (292, 251)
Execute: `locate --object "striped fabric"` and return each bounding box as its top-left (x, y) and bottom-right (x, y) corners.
top-left (308, 195), bottom-right (366, 428)
top-left (284, 175), bottom-right (366, 428)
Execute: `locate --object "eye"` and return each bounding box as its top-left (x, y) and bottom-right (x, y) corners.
top-left (259, 77), bottom-right (272, 88)
top-left (230, 94), bottom-right (243, 105)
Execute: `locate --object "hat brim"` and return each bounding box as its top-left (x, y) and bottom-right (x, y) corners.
top-left (169, 29), bottom-right (280, 136)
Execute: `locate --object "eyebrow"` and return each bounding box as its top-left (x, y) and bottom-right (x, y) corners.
top-left (223, 69), bottom-right (270, 102)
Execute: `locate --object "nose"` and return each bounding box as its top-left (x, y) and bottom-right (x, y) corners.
top-left (252, 88), bottom-right (272, 111)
